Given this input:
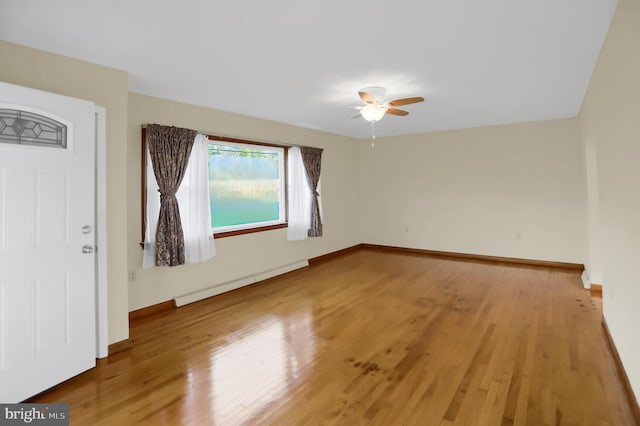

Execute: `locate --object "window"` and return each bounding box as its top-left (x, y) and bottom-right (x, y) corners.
top-left (0, 109), bottom-right (67, 148)
top-left (141, 129), bottom-right (289, 244)
top-left (208, 140), bottom-right (286, 235)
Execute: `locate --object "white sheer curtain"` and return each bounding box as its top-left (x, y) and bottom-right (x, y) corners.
top-left (180, 134), bottom-right (216, 263)
top-left (143, 134), bottom-right (216, 268)
top-left (287, 146), bottom-right (312, 241)
top-left (143, 146), bottom-right (160, 269)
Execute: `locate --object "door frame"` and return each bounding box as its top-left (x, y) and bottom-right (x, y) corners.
top-left (95, 106), bottom-right (108, 358)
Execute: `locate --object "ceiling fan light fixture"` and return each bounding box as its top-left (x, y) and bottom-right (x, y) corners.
top-left (360, 104), bottom-right (388, 122)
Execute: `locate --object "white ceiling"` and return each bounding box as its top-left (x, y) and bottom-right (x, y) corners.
top-left (1, 1), bottom-right (617, 139)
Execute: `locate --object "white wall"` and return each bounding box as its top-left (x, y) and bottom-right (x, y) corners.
top-left (127, 93), bottom-right (361, 310)
top-left (583, 139), bottom-right (603, 285)
top-left (579, 0), bottom-right (640, 401)
top-left (359, 119), bottom-right (587, 264)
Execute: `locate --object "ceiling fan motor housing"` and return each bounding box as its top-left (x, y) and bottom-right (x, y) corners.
top-left (360, 86), bottom-right (387, 104)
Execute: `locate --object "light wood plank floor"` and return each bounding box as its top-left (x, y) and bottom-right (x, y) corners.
top-left (33, 250), bottom-right (636, 425)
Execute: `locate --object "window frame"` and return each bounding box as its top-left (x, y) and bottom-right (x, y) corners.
top-left (141, 128), bottom-right (288, 244)
top-left (207, 138), bottom-right (288, 236)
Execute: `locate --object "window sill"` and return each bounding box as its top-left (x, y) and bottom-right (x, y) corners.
top-left (213, 222), bottom-right (288, 239)
top-left (139, 223), bottom-right (288, 248)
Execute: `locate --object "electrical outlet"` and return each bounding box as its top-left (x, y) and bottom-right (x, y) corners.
top-left (128, 271), bottom-right (136, 282)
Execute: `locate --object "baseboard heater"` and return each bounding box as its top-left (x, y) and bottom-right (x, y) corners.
top-left (173, 260), bottom-right (309, 307)
top-left (581, 270), bottom-right (590, 289)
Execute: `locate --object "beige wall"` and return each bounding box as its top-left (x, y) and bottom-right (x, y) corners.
top-left (0, 41), bottom-right (130, 344)
top-left (359, 119), bottom-right (587, 264)
top-left (3, 31), bottom-right (637, 409)
top-left (127, 93), bottom-right (361, 310)
top-left (9, 34), bottom-right (637, 405)
top-left (579, 0), bottom-right (640, 400)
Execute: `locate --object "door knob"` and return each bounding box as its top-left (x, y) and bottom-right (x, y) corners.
top-left (82, 245), bottom-right (94, 254)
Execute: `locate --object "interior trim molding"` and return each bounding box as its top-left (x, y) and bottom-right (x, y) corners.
top-left (129, 300), bottom-right (175, 322)
top-left (108, 339), bottom-right (132, 357)
top-left (602, 318), bottom-right (640, 424)
top-left (127, 244), bottom-right (585, 335)
top-left (128, 260), bottom-right (310, 324)
top-left (308, 244), bottom-right (362, 266)
top-left (590, 283), bottom-right (603, 297)
top-left (95, 106), bottom-right (109, 359)
top-left (359, 244), bottom-right (584, 271)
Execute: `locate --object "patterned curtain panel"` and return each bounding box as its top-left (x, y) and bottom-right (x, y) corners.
top-left (300, 146), bottom-right (324, 237)
top-left (146, 124), bottom-right (197, 266)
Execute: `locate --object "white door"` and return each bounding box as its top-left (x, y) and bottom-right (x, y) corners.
top-left (0, 82), bottom-right (96, 403)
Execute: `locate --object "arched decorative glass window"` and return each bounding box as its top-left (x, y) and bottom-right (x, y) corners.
top-left (0, 109), bottom-right (67, 148)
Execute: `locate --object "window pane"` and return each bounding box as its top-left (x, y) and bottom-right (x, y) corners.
top-left (0, 109), bottom-right (67, 148)
top-left (209, 143), bottom-right (282, 229)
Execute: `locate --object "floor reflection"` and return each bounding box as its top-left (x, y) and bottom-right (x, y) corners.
top-left (209, 309), bottom-right (315, 424)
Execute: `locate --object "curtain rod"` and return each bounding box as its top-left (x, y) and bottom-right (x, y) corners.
top-left (141, 123), bottom-right (298, 148)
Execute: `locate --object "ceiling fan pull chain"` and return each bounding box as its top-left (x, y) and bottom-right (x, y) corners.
top-left (371, 121), bottom-right (376, 147)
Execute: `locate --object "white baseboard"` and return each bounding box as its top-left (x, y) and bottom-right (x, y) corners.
top-left (581, 270), bottom-right (591, 289)
top-left (174, 260), bottom-right (309, 307)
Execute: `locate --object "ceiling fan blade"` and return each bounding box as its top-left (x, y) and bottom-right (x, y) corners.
top-left (386, 108), bottom-right (409, 116)
top-left (359, 91), bottom-right (377, 105)
top-left (388, 97), bottom-right (424, 107)
top-left (351, 112), bottom-right (362, 119)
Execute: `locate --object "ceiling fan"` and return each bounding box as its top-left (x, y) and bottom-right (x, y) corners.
top-left (352, 86), bottom-right (424, 140)
top-left (353, 86), bottom-right (424, 123)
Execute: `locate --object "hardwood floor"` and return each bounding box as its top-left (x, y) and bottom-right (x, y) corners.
top-left (32, 250), bottom-right (636, 425)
